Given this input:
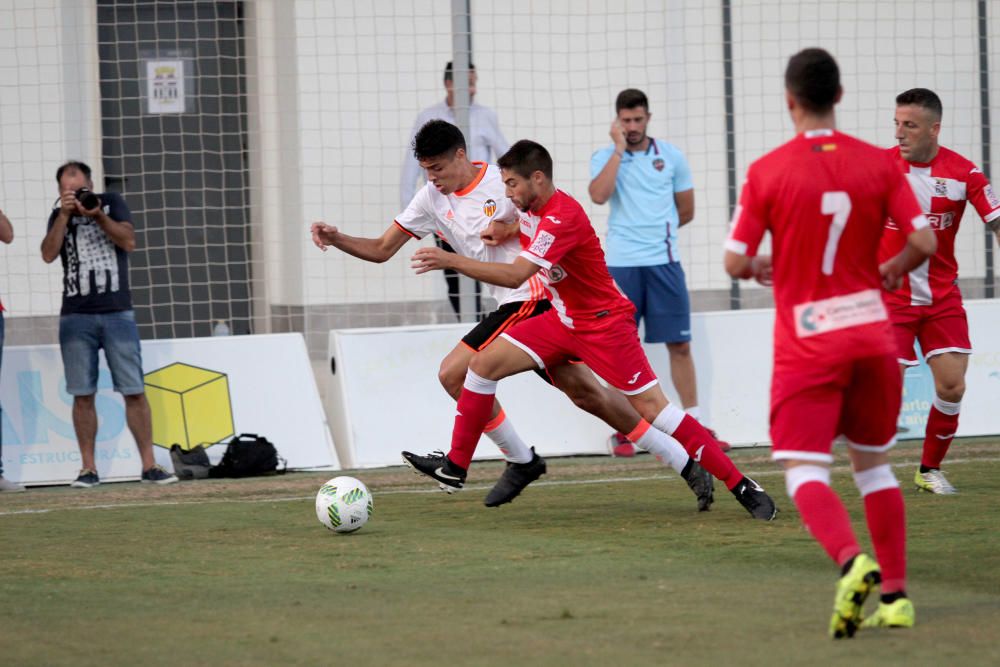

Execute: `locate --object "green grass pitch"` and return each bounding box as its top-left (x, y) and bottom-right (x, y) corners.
top-left (1, 439), bottom-right (998, 666)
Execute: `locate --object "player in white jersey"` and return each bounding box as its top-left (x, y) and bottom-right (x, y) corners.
top-left (312, 120), bottom-right (712, 508)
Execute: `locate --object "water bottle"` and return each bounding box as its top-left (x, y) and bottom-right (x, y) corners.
top-left (213, 320), bottom-right (231, 336)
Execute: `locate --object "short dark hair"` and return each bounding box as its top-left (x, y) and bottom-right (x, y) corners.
top-left (896, 88), bottom-right (943, 120)
top-left (785, 48), bottom-right (840, 113)
top-left (412, 119), bottom-right (466, 161)
top-left (56, 160), bottom-right (92, 184)
top-left (443, 61), bottom-right (476, 83)
top-left (615, 88), bottom-right (649, 113)
top-left (497, 140), bottom-right (553, 180)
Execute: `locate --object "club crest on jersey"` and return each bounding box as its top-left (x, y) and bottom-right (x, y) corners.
top-left (652, 158), bottom-right (665, 172)
top-left (529, 230), bottom-right (556, 257)
top-left (547, 264), bottom-right (566, 283)
top-left (933, 178), bottom-right (948, 197)
top-left (483, 199), bottom-right (497, 217)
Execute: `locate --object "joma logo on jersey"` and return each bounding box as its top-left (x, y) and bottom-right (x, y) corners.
top-left (482, 199), bottom-right (497, 217)
top-left (926, 212), bottom-right (954, 230)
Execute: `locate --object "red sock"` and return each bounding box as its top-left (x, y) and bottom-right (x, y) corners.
top-left (662, 412), bottom-right (742, 489)
top-left (793, 481), bottom-right (861, 567)
top-left (922, 403), bottom-right (959, 469)
top-left (864, 487), bottom-right (907, 594)
top-left (448, 388), bottom-right (495, 469)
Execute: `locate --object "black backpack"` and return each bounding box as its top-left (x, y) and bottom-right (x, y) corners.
top-left (209, 433), bottom-right (286, 478)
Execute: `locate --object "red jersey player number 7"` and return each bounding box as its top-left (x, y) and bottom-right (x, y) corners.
top-left (724, 48), bottom-right (936, 639)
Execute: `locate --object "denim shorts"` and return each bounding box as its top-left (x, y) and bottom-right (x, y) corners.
top-left (608, 263), bottom-right (692, 344)
top-left (59, 310), bottom-right (145, 396)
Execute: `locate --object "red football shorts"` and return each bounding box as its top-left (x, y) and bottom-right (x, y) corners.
top-left (770, 354), bottom-right (901, 464)
top-left (500, 309), bottom-right (658, 395)
top-left (886, 289), bottom-right (971, 366)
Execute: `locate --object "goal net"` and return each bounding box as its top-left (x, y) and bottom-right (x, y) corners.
top-left (0, 0), bottom-right (997, 363)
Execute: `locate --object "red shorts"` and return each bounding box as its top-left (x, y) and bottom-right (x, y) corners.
top-left (887, 290), bottom-right (971, 366)
top-left (500, 309), bottom-right (658, 395)
top-left (770, 354), bottom-right (901, 464)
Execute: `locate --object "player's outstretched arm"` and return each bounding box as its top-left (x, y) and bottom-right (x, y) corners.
top-left (480, 219), bottom-right (519, 247)
top-left (411, 247), bottom-right (539, 289)
top-left (311, 222), bottom-right (410, 263)
top-left (989, 218), bottom-right (1000, 248)
top-left (879, 227), bottom-right (937, 291)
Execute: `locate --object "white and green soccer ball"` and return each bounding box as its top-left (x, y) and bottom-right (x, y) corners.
top-left (315, 476), bottom-right (373, 534)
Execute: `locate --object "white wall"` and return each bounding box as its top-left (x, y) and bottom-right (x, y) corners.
top-left (2, 0), bottom-right (998, 315)
top-left (268, 0), bottom-right (1000, 308)
top-left (0, 0), bottom-right (101, 318)
top-left (326, 300), bottom-right (1000, 469)
top-left (731, 1), bottom-right (994, 290)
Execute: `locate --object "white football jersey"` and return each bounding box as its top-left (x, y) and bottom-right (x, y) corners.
top-left (395, 163), bottom-right (546, 306)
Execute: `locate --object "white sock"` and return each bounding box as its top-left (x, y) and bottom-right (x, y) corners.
top-left (852, 464), bottom-right (899, 496)
top-left (932, 395), bottom-right (961, 416)
top-left (464, 369), bottom-right (498, 395)
top-left (484, 415), bottom-right (533, 464)
top-left (632, 423), bottom-right (688, 473)
top-left (651, 403), bottom-right (686, 435)
top-left (685, 406), bottom-right (701, 422)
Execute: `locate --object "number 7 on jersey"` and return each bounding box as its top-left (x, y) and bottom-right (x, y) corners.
top-left (821, 191), bottom-right (852, 275)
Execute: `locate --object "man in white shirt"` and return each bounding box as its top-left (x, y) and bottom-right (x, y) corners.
top-left (401, 62), bottom-right (509, 320)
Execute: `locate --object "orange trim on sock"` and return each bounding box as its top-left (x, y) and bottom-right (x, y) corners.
top-left (483, 409), bottom-right (506, 433)
top-left (626, 420), bottom-right (651, 443)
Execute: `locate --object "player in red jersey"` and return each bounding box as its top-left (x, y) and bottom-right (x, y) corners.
top-left (725, 49), bottom-right (937, 637)
top-left (403, 139), bottom-right (778, 520)
top-left (315, 120), bottom-right (713, 510)
top-left (880, 88), bottom-right (1000, 495)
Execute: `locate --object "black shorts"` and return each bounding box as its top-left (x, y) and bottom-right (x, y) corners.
top-left (461, 299), bottom-right (551, 351)
top-left (462, 300), bottom-right (576, 385)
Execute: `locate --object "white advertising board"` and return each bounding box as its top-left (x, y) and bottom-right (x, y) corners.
top-left (326, 301), bottom-right (1000, 469)
top-left (1, 333), bottom-right (338, 485)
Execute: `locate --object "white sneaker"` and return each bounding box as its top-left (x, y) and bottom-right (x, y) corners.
top-left (0, 476), bottom-right (26, 493)
top-left (914, 469), bottom-right (957, 495)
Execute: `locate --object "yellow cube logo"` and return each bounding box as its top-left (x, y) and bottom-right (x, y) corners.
top-left (144, 362), bottom-right (236, 451)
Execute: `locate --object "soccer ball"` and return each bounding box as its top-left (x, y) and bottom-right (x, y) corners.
top-left (315, 476), bottom-right (373, 534)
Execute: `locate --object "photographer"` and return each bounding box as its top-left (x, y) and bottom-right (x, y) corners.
top-left (41, 161), bottom-right (177, 487)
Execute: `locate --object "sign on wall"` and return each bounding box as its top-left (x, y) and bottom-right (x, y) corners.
top-left (146, 59), bottom-right (186, 114)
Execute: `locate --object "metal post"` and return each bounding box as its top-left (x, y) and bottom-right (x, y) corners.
top-left (722, 0), bottom-right (741, 309)
top-left (450, 0), bottom-right (471, 139)
top-left (978, 0), bottom-right (994, 299)
top-left (451, 0), bottom-right (478, 321)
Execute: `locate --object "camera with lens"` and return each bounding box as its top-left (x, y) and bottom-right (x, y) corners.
top-left (74, 187), bottom-right (101, 211)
